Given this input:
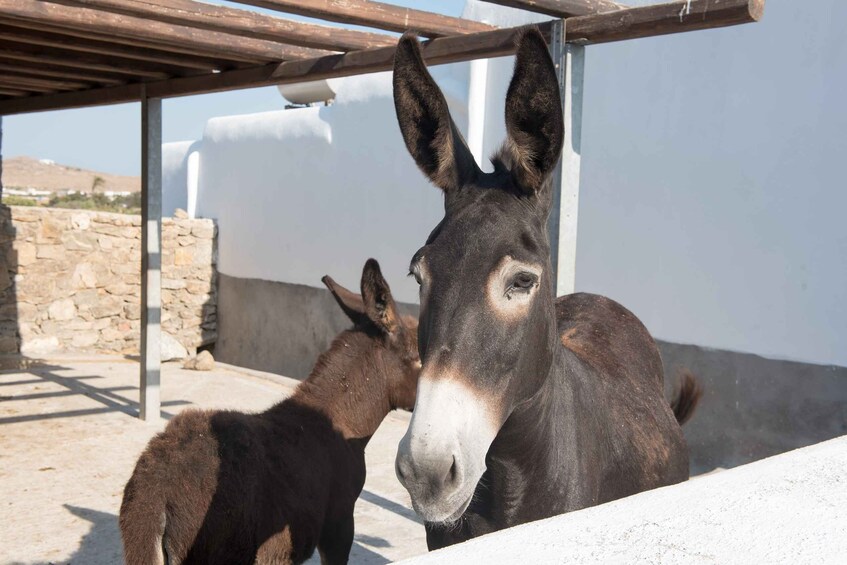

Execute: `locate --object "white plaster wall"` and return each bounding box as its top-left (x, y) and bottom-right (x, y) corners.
top-left (181, 0), bottom-right (846, 367)
top-left (194, 68), bottom-right (470, 304)
top-left (466, 0), bottom-right (847, 367)
top-left (162, 140), bottom-right (196, 216)
top-left (574, 0), bottom-right (847, 367)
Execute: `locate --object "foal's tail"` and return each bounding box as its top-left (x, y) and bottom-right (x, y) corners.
top-left (119, 474), bottom-right (168, 565)
top-left (670, 370), bottom-right (703, 426)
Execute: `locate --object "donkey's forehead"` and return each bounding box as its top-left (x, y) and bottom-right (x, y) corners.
top-left (424, 192), bottom-right (547, 263)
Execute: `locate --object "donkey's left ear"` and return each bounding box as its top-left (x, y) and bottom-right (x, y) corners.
top-left (393, 33), bottom-right (479, 193)
top-left (503, 27), bottom-right (564, 195)
top-left (323, 274), bottom-right (370, 327)
top-left (361, 258), bottom-right (400, 335)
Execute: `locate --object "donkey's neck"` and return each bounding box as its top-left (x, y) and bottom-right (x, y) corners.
top-left (286, 331), bottom-right (392, 444)
top-left (483, 347), bottom-right (592, 525)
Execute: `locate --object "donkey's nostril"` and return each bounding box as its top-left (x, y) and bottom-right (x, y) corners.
top-left (396, 455), bottom-right (413, 485)
top-left (448, 455), bottom-right (458, 484)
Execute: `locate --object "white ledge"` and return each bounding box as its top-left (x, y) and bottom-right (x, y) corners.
top-left (400, 435), bottom-right (847, 564)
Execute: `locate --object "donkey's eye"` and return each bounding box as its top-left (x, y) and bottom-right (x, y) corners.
top-left (408, 266), bottom-right (422, 285)
top-left (507, 272), bottom-right (538, 295)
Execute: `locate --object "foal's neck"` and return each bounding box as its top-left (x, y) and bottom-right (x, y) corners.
top-left (288, 331), bottom-right (392, 444)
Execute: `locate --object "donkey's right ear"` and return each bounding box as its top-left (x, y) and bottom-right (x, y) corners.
top-left (322, 275), bottom-right (370, 327)
top-left (393, 33), bottom-right (479, 193)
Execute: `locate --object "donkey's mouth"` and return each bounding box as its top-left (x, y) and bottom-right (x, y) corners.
top-left (416, 489), bottom-right (474, 526)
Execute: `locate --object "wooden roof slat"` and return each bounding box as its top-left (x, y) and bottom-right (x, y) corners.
top-left (0, 61), bottom-right (125, 85)
top-left (0, 0), bottom-right (330, 64)
top-left (0, 38), bottom-right (197, 78)
top-left (0, 24), bottom-right (237, 72)
top-left (481, 0), bottom-right (626, 18)
top-left (0, 87), bottom-right (32, 97)
top-left (228, 0), bottom-right (497, 38)
top-left (0, 72), bottom-right (90, 91)
top-left (0, 0), bottom-right (764, 116)
top-left (49, 0), bottom-right (397, 52)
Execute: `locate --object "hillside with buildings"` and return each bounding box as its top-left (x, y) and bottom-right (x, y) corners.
top-left (1, 156), bottom-right (139, 197)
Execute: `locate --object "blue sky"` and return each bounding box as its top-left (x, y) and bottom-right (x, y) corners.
top-left (1, 0), bottom-right (464, 177)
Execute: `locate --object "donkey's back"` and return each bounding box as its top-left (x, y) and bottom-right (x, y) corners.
top-left (556, 292), bottom-right (690, 497)
top-left (120, 406), bottom-right (345, 565)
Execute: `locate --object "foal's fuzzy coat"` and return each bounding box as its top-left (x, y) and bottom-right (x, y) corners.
top-left (120, 260), bottom-right (419, 565)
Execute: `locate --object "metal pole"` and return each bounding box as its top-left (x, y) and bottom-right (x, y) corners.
top-left (140, 89), bottom-right (162, 422)
top-left (548, 19), bottom-right (585, 297)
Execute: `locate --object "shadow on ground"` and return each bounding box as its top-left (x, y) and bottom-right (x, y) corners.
top-left (0, 361), bottom-right (189, 423)
top-left (12, 504), bottom-right (397, 565)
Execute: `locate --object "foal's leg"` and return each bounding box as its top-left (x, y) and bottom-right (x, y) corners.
top-left (317, 514), bottom-right (354, 565)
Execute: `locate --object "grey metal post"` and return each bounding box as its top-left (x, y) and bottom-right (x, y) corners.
top-left (140, 90), bottom-right (162, 422)
top-left (548, 19), bottom-right (585, 297)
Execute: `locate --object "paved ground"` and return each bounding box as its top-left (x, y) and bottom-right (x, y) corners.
top-left (0, 357), bottom-right (427, 564)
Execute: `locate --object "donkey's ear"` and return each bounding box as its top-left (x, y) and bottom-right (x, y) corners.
top-left (502, 27), bottom-right (564, 195)
top-left (360, 258), bottom-right (400, 335)
top-left (393, 33), bottom-right (479, 193)
top-left (322, 274), bottom-right (370, 327)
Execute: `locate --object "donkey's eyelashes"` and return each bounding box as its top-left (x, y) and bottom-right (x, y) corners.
top-left (507, 272), bottom-right (539, 296)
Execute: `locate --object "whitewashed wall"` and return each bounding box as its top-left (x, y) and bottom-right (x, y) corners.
top-left (165, 66), bottom-right (470, 306)
top-left (164, 0), bottom-right (847, 368)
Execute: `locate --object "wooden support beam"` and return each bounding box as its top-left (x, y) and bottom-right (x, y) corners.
top-left (0, 0), bottom-right (329, 63)
top-left (0, 25), bottom-right (229, 72)
top-left (139, 90), bottom-right (162, 422)
top-left (229, 0), bottom-right (496, 37)
top-left (0, 42), bottom-right (178, 79)
top-left (566, 0), bottom-right (765, 44)
top-left (0, 62), bottom-right (124, 85)
top-left (482, 0), bottom-right (626, 18)
top-left (0, 72), bottom-right (89, 91)
top-left (0, 88), bottom-right (31, 97)
top-left (49, 0), bottom-right (395, 52)
top-left (0, 46), bottom-right (169, 80)
top-left (0, 0), bottom-right (765, 116)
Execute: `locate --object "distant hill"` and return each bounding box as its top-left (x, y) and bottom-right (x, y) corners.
top-left (1, 156), bottom-right (140, 194)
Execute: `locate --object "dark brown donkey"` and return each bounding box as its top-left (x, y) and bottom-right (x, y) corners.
top-left (392, 29), bottom-right (701, 550)
top-left (120, 259), bottom-right (420, 565)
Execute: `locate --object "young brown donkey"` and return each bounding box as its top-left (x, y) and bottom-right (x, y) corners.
top-left (120, 259), bottom-right (420, 565)
top-left (392, 29), bottom-right (701, 549)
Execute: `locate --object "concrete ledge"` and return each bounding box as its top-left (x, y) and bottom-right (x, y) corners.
top-left (400, 435), bottom-right (847, 564)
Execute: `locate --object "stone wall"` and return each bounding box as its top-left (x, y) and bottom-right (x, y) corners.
top-left (0, 205), bottom-right (216, 356)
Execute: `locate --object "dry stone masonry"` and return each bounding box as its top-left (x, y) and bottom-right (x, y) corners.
top-left (0, 205), bottom-right (216, 356)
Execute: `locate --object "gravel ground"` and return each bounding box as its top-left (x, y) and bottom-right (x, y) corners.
top-left (0, 357), bottom-right (426, 564)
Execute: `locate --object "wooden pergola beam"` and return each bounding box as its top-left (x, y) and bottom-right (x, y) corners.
top-left (0, 62), bottom-right (125, 85)
top-left (0, 0), bottom-right (764, 116)
top-left (0, 72), bottom-right (90, 91)
top-left (228, 0), bottom-right (496, 38)
top-left (481, 0), bottom-right (626, 18)
top-left (566, 0), bottom-right (764, 43)
top-left (0, 44), bottom-right (175, 79)
top-left (0, 25), bottom-right (233, 72)
top-left (0, 0), bottom-right (330, 64)
top-left (49, 0), bottom-right (397, 52)
top-left (0, 87), bottom-right (32, 97)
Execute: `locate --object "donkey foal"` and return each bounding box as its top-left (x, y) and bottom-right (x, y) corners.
top-left (120, 259), bottom-right (419, 565)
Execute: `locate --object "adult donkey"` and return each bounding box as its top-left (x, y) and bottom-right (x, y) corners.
top-left (392, 29), bottom-right (700, 549)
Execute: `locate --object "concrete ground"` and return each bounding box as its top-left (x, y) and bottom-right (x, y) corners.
top-left (0, 357), bottom-right (427, 565)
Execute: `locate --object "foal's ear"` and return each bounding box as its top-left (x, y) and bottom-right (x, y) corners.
top-left (360, 258), bottom-right (400, 335)
top-left (322, 274), bottom-right (369, 327)
top-left (501, 27), bottom-right (564, 195)
top-left (393, 33), bottom-right (479, 193)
